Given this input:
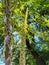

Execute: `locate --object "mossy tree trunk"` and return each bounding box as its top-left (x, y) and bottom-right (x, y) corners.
top-left (3, 0), bottom-right (12, 65)
top-left (20, 8), bottom-right (28, 65)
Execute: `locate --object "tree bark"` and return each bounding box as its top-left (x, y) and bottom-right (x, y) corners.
top-left (3, 0), bottom-right (12, 65)
top-left (26, 39), bottom-right (46, 65)
top-left (20, 8), bottom-right (28, 65)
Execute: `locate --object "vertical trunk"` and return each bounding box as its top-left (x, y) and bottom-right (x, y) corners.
top-left (20, 36), bottom-right (26, 65)
top-left (3, 0), bottom-right (12, 65)
top-left (20, 8), bottom-right (28, 65)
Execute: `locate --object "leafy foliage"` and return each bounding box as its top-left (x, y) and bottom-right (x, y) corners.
top-left (0, 0), bottom-right (49, 65)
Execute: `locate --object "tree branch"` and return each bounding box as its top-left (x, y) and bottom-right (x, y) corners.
top-left (26, 39), bottom-right (46, 65)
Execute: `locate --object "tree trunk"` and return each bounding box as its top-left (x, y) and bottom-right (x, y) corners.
top-left (20, 8), bottom-right (28, 65)
top-left (26, 39), bottom-right (46, 65)
top-left (3, 0), bottom-right (12, 65)
top-left (20, 36), bottom-right (26, 65)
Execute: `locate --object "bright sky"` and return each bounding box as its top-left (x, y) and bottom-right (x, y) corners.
top-left (0, 63), bottom-right (5, 65)
top-left (0, 60), bottom-right (5, 65)
top-left (0, 48), bottom-right (5, 65)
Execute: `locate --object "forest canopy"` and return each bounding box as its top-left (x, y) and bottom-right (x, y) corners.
top-left (0, 0), bottom-right (49, 65)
